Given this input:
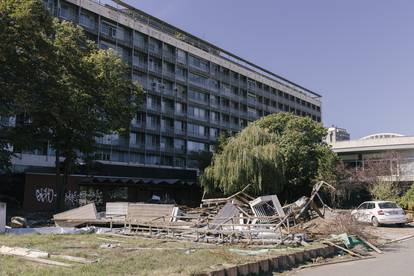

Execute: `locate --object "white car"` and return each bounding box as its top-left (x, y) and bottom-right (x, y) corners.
top-left (351, 201), bottom-right (407, 227)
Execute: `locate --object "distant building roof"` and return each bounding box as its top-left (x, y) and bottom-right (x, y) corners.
top-left (360, 133), bottom-right (405, 141)
top-left (332, 134), bottom-right (414, 153)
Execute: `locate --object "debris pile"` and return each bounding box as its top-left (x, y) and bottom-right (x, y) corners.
top-left (52, 181), bottom-right (335, 245)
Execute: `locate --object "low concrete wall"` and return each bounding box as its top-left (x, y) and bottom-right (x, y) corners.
top-left (0, 202), bottom-right (6, 233)
top-left (193, 245), bottom-right (337, 276)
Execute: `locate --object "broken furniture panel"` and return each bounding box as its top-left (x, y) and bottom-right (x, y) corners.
top-left (105, 202), bottom-right (129, 220)
top-left (127, 203), bottom-right (178, 223)
top-left (53, 203), bottom-right (98, 227)
top-left (249, 195), bottom-right (285, 223)
top-left (210, 202), bottom-right (241, 229)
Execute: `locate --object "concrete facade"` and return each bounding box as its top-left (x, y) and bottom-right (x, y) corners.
top-left (332, 133), bottom-right (414, 182)
top-left (326, 126), bottom-right (350, 145)
top-left (18, 0), bottom-right (322, 173)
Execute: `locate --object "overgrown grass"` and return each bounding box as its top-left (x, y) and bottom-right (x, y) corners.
top-left (0, 234), bottom-right (317, 275)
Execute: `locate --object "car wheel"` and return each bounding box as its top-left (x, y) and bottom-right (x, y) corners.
top-left (397, 223), bottom-right (406, 227)
top-left (372, 217), bottom-right (380, 227)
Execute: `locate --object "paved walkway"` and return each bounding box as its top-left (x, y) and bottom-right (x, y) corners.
top-left (292, 237), bottom-right (414, 276)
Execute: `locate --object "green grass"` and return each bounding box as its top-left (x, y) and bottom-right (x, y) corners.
top-left (0, 234), bottom-right (316, 275)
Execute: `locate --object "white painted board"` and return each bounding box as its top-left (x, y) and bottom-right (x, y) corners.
top-left (0, 202), bottom-right (6, 233)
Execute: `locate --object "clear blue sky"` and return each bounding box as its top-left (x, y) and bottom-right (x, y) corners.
top-left (114, 0), bottom-right (414, 139)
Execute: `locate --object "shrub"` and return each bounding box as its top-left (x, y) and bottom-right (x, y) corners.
top-left (399, 184), bottom-right (414, 210)
top-left (369, 181), bottom-right (399, 202)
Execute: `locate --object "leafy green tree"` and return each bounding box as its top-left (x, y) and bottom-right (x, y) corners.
top-left (202, 113), bottom-right (339, 201)
top-left (1, 0), bottom-right (143, 209)
top-left (0, 0), bottom-right (56, 170)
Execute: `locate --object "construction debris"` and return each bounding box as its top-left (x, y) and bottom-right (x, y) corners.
top-left (50, 181), bottom-right (336, 246)
top-left (0, 245), bottom-right (72, 267)
top-left (10, 216), bottom-right (27, 228)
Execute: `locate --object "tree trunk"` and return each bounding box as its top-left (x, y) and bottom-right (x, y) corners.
top-left (61, 156), bottom-right (72, 211)
top-left (55, 149), bottom-right (63, 212)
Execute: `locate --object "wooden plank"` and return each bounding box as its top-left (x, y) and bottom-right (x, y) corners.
top-left (106, 202), bottom-right (128, 218)
top-left (127, 203), bottom-right (177, 223)
top-left (0, 246), bottom-right (71, 267)
top-left (323, 241), bottom-right (363, 258)
top-left (53, 203), bottom-right (97, 227)
top-left (0, 245), bottom-right (49, 258)
top-left (358, 236), bottom-right (383, 254)
top-left (19, 256), bottom-right (72, 267)
top-left (51, 254), bottom-right (97, 264)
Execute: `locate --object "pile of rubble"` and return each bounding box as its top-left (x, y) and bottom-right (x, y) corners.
top-left (52, 181), bottom-right (335, 245)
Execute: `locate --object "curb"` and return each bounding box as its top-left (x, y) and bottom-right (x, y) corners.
top-left (193, 245), bottom-right (338, 276)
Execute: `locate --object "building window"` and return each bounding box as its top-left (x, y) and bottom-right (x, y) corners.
top-left (60, 3), bottom-right (77, 21)
top-left (189, 89), bottom-right (208, 103)
top-left (101, 21), bottom-right (117, 38)
top-left (189, 72), bottom-right (208, 88)
top-left (134, 32), bottom-right (147, 48)
top-left (177, 49), bottom-right (187, 64)
top-left (189, 55), bottom-right (208, 72)
top-left (187, 140), bottom-right (207, 152)
top-left (210, 111), bottom-right (219, 122)
top-left (146, 155), bottom-right (160, 165)
top-left (80, 11), bottom-right (96, 29)
top-left (174, 139), bottom-right (185, 152)
top-left (188, 123), bottom-right (206, 137)
top-left (188, 106), bottom-right (207, 119)
top-left (210, 128), bottom-right (219, 138)
top-left (175, 102), bottom-right (186, 115)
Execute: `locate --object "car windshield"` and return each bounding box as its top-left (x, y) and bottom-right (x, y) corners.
top-left (378, 202), bottom-right (399, 209)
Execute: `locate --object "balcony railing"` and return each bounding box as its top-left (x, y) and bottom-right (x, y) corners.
top-left (161, 107), bottom-right (175, 116)
top-left (163, 51), bottom-right (175, 61)
top-left (188, 131), bottom-right (208, 139)
top-left (146, 144), bottom-right (160, 151)
top-left (149, 66), bottom-right (162, 74)
top-left (161, 126), bottom-right (175, 134)
top-left (146, 104), bottom-right (161, 112)
top-left (175, 74), bottom-right (186, 82)
top-left (174, 128), bottom-right (186, 136)
top-left (162, 70), bottom-right (175, 79)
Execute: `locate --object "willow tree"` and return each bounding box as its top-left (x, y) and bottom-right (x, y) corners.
top-left (202, 113), bottom-right (339, 201)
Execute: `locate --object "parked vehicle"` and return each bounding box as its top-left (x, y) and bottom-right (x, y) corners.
top-left (351, 201), bottom-right (407, 227)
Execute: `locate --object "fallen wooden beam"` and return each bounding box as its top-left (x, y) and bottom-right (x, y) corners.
top-left (323, 241), bottom-right (363, 258)
top-left (358, 236), bottom-right (383, 254)
top-left (0, 246), bottom-right (71, 267)
top-left (19, 256), bottom-right (72, 267)
top-left (50, 254), bottom-right (97, 264)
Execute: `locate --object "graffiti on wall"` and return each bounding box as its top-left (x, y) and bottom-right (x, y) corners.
top-left (35, 188), bottom-right (57, 203)
top-left (34, 188), bottom-right (80, 208)
top-left (64, 191), bottom-right (79, 208)
top-left (79, 189), bottom-right (103, 206)
top-left (34, 186), bottom-right (104, 208)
